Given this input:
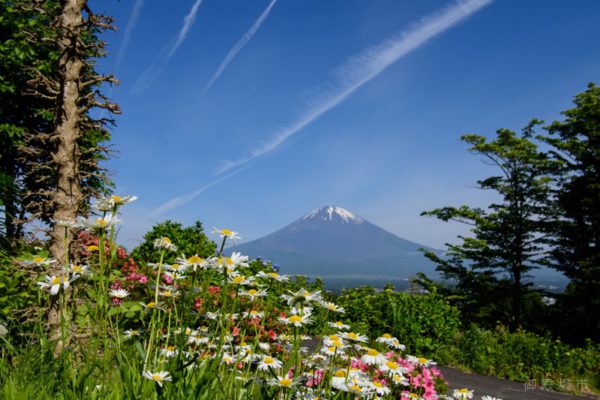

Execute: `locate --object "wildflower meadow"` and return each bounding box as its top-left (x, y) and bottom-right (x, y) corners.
top-left (0, 196), bottom-right (501, 400)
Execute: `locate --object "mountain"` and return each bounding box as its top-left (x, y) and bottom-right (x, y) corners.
top-left (230, 206), bottom-right (440, 282)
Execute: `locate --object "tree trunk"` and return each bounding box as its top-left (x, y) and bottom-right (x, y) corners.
top-left (48, 0), bottom-right (87, 340)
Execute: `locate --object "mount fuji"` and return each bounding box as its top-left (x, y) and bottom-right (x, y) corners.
top-left (230, 206), bottom-right (440, 284)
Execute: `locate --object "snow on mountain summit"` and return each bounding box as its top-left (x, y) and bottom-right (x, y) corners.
top-left (301, 206), bottom-right (364, 224)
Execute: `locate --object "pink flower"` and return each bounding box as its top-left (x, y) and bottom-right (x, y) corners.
top-left (139, 275), bottom-right (148, 284)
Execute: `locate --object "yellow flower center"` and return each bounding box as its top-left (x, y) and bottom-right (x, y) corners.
top-left (332, 340), bottom-right (343, 348)
top-left (248, 289), bottom-right (258, 295)
top-left (269, 272), bottom-right (279, 278)
top-left (288, 315), bottom-right (302, 323)
top-left (334, 369), bottom-right (346, 378)
top-left (232, 276), bottom-right (245, 284)
top-left (146, 302), bottom-right (156, 309)
top-left (130, 330), bottom-right (138, 336)
top-left (385, 361), bottom-right (399, 370)
top-left (458, 388), bottom-right (470, 393)
top-left (72, 265), bottom-right (83, 273)
top-left (279, 378), bottom-right (293, 387)
top-left (328, 346), bottom-right (336, 353)
top-left (264, 357), bottom-right (274, 364)
top-left (373, 381), bottom-right (383, 388)
top-left (111, 195), bottom-right (122, 203)
top-left (367, 349), bottom-right (379, 356)
top-left (329, 335), bottom-right (340, 341)
top-left (349, 385), bottom-right (362, 393)
top-left (96, 219), bottom-right (107, 227)
top-left (33, 257), bottom-right (45, 263)
top-left (225, 257), bottom-right (234, 265)
top-left (221, 229), bottom-right (232, 236)
top-left (334, 321), bottom-right (344, 326)
top-left (418, 357), bottom-right (428, 364)
top-left (87, 245), bottom-right (99, 251)
top-left (51, 277), bottom-right (62, 285)
top-left (382, 333), bottom-right (392, 339)
top-left (152, 374), bottom-right (162, 382)
top-left (347, 332), bottom-right (358, 340)
top-left (188, 255), bottom-right (202, 264)
top-left (162, 236), bottom-right (171, 243)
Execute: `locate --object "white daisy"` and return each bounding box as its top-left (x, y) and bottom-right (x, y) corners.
top-left (407, 355), bottom-right (436, 367)
top-left (256, 270), bottom-right (289, 282)
top-left (153, 236), bottom-right (177, 251)
top-left (124, 329), bottom-right (141, 339)
top-left (320, 301), bottom-right (345, 313)
top-left (361, 348), bottom-right (388, 366)
top-left (453, 388), bottom-right (474, 399)
top-left (257, 355), bottom-right (283, 371)
top-left (176, 254), bottom-right (208, 271)
top-left (37, 275), bottom-right (73, 295)
top-left (371, 380), bottom-right (391, 396)
top-left (228, 275), bottom-right (254, 286)
top-left (77, 215), bottom-right (122, 231)
top-left (160, 345), bottom-right (178, 358)
top-left (142, 370), bottom-right (171, 387)
top-left (268, 374), bottom-right (298, 388)
top-left (109, 195), bottom-right (138, 206)
top-left (242, 310), bottom-right (265, 319)
top-left (25, 257), bottom-right (57, 267)
top-left (65, 264), bottom-right (90, 277)
top-left (279, 313), bottom-right (313, 327)
top-left (212, 227), bottom-right (242, 242)
top-left (109, 289), bottom-right (129, 299)
top-left (240, 288), bottom-right (268, 301)
top-left (328, 321), bottom-right (351, 330)
top-left (281, 288), bottom-right (323, 307)
top-left (340, 332), bottom-right (368, 343)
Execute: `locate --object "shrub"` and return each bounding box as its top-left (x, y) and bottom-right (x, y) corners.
top-left (335, 286), bottom-right (461, 357)
top-left (451, 325), bottom-right (600, 393)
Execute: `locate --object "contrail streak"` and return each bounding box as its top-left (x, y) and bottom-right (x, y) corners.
top-left (148, 165), bottom-right (250, 217)
top-left (203, 0), bottom-right (278, 94)
top-left (168, 0), bottom-right (204, 60)
top-left (217, 0), bottom-right (492, 174)
top-left (152, 0), bottom-right (491, 216)
top-left (132, 0), bottom-right (204, 94)
top-left (115, 0), bottom-right (145, 71)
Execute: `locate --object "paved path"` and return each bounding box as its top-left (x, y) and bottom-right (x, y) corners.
top-left (439, 366), bottom-right (597, 400)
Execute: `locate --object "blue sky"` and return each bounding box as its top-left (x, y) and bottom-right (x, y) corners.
top-left (94, 0), bottom-right (600, 250)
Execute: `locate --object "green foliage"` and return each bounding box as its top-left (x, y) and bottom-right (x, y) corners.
top-left (335, 286), bottom-right (460, 357)
top-left (542, 83), bottom-right (600, 344)
top-left (0, 247), bottom-right (44, 341)
top-left (420, 123), bottom-right (556, 330)
top-left (446, 325), bottom-right (600, 393)
top-left (131, 220), bottom-right (217, 264)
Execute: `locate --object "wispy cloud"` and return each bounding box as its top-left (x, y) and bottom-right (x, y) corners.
top-left (151, 0), bottom-right (491, 216)
top-left (115, 0), bottom-right (145, 71)
top-left (217, 0), bottom-right (492, 173)
top-left (203, 0), bottom-right (278, 94)
top-left (148, 165), bottom-right (250, 218)
top-left (132, 0), bottom-right (204, 94)
top-left (168, 0), bottom-right (204, 60)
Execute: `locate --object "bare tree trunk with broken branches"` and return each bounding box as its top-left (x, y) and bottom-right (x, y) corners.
top-left (14, 0), bottom-right (121, 341)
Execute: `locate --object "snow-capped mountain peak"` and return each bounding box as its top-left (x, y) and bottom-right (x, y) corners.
top-left (301, 206), bottom-right (364, 224)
